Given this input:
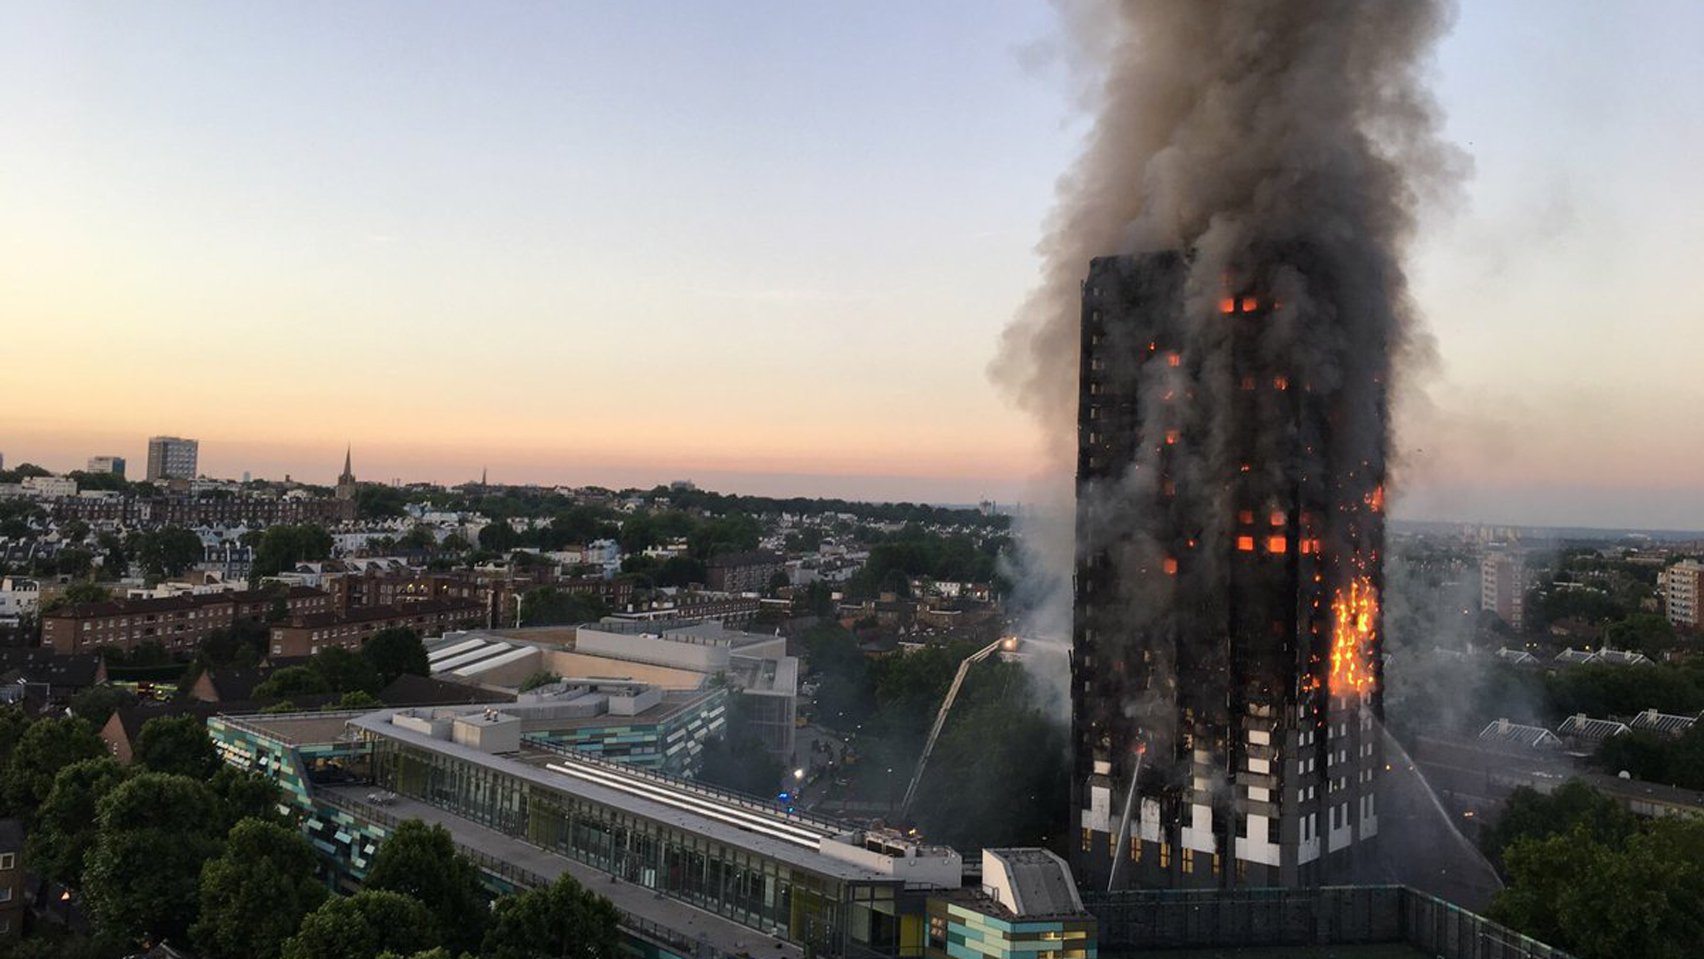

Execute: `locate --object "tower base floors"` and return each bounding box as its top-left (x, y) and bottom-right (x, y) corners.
top-left (1073, 828), bottom-right (1383, 892)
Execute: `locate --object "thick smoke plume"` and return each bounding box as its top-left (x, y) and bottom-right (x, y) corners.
top-left (996, 0), bottom-right (1464, 693)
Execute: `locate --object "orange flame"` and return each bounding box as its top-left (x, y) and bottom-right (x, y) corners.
top-left (1366, 485), bottom-right (1385, 513)
top-left (1329, 576), bottom-right (1378, 696)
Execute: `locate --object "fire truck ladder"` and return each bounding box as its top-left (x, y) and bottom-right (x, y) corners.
top-left (898, 637), bottom-right (1008, 820)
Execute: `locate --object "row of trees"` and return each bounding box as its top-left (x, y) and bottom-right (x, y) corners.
top-left (1483, 781), bottom-right (1704, 958)
top-left (377, 480), bottom-right (1005, 533)
top-left (1593, 722), bottom-right (1704, 790)
top-left (842, 523), bottom-right (1008, 599)
top-left (0, 704), bottom-right (621, 959)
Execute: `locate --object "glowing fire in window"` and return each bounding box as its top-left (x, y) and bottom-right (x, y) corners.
top-left (1236, 535), bottom-right (1255, 552)
top-left (1163, 557), bottom-right (1178, 575)
top-left (1267, 536), bottom-right (1287, 554)
top-left (1330, 576), bottom-right (1378, 696)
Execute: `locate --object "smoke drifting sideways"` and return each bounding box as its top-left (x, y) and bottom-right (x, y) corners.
top-left (993, 0), bottom-right (1467, 709)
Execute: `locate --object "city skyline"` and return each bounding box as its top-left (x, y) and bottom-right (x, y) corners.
top-left (4, 2), bottom-right (1704, 527)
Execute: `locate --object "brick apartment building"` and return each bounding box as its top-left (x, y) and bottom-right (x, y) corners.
top-left (321, 569), bottom-right (485, 610)
top-left (43, 587), bottom-right (333, 655)
top-left (554, 573), bottom-right (635, 610)
top-left (268, 598), bottom-right (483, 657)
top-left (606, 593), bottom-right (761, 629)
top-left (705, 550), bottom-right (784, 593)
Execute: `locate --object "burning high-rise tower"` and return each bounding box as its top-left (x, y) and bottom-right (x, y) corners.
top-left (1070, 250), bottom-right (1386, 890)
top-left (989, 1), bottom-right (1455, 892)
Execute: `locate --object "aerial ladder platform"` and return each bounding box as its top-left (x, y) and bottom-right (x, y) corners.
top-left (897, 636), bottom-right (1014, 819)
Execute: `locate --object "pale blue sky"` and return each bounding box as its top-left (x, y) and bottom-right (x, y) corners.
top-left (1, 2), bottom-right (1701, 527)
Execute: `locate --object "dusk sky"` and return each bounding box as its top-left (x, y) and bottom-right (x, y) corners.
top-left (3, 2), bottom-right (1702, 528)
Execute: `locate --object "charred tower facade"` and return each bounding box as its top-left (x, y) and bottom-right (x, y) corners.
top-left (1071, 252), bottom-right (1384, 890)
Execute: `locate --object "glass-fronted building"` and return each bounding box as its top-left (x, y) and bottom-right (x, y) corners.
top-left (353, 708), bottom-right (952, 955)
top-left (209, 706), bottom-right (1008, 959)
top-left (523, 687), bottom-right (727, 774)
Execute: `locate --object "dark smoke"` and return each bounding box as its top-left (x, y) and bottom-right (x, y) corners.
top-left (995, 0), bottom-right (1466, 704)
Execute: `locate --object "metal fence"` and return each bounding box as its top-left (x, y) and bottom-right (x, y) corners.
top-left (1403, 890), bottom-right (1573, 959)
top-left (1082, 885), bottom-right (1572, 959)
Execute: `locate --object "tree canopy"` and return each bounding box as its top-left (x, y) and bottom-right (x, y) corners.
top-left (519, 586), bottom-right (607, 627)
top-left (362, 627), bottom-right (430, 686)
top-left (193, 818), bottom-right (329, 959)
top-left (364, 819), bottom-right (490, 954)
top-left (1490, 815), bottom-right (1704, 959)
top-left (84, 772), bottom-right (225, 944)
top-left (249, 524), bottom-right (335, 583)
top-left (2, 715), bottom-right (105, 816)
top-left (131, 526), bottom-right (205, 578)
top-left (1480, 780), bottom-right (1637, 871)
top-left (282, 889), bottom-right (436, 959)
top-left (135, 713), bottom-right (222, 780)
top-left (26, 757), bottom-right (129, 888)
top-left (483, 872), bottom-right (622, 959)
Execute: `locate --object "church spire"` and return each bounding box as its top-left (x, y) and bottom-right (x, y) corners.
top-left (336, 445), bottom-right (357, 500)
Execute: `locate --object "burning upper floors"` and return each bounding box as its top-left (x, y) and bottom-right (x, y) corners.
top-left (1071, 252), bottom-right (1385, 890)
